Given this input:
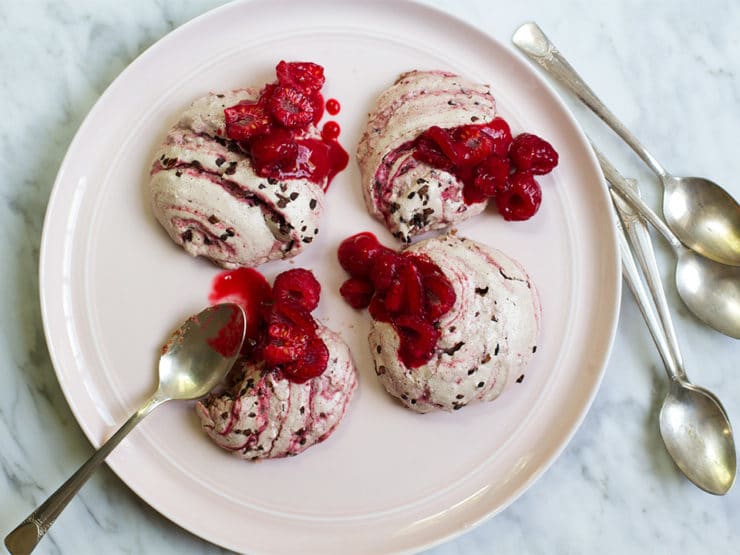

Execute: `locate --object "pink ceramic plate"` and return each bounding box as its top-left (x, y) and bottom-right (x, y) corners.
top-left (39, 1), bottom-right (620, 553)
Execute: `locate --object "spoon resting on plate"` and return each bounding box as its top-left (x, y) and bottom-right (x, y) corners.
top-left (513, 22), bottom-right (740, 267)
top-left (5, 303), bottom-right (246, 555)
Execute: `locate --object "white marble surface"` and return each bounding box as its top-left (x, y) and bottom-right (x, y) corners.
top-left (1, 0), bottom-right (738, 553)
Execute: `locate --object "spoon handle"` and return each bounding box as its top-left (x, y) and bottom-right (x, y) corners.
top-left (593, 145), bottom-right (684, 252)
top-left (512, 22), bottom-right (668, 178)
top-left (4, 394), bottom-right (165, 555)
top-left (611, 194), bottom-right (683, 381)
top-left (607, 176), bottom-right (686, 376)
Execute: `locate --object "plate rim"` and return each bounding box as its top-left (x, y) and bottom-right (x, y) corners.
top-left (38, 0), bottom-right (622, 552)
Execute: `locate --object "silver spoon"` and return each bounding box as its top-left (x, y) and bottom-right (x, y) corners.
top-left (612, 188), bottom-right (736, 494)
top-left (513, 22), bottom-right (740, 267)
top-left (596, 146), bottom-right (740, 339)
top-left (5, 303), bottom-right (246, 555)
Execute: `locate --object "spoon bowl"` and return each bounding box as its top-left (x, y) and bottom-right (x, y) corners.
top-left (513, 22), bottom-right (740, 267)
top-left (660, 381), bottom-right (737, 495)
top-left (675, 249), bottom-right (740, 339)
top-left (664, 176), bottom-right (740, 267)
top-left (158, 303), bottom-right (246, 399)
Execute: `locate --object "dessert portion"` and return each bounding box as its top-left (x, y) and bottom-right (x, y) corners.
top-left (357, 70), bottom-right (558, 242)
top-left (338, 232), bottom-right (540, 413)
top-left (197, 268), bottom-right (357, 459)
top-left (150, 61), bottom-right (348, 269)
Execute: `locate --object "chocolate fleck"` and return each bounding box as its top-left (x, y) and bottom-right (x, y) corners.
top-left (309, 198), bottom-right (317, 210)
top-left (477, 381), bottom-right (485, 388)
top-left (532, 346), bottom-right (537, 353)
top-left (494, 343), bottom-right (500, 356)
top-left (443, 341), bottom-right (465, 356)
top-left (215, 157), bottom-right (226, 167)
top-left (475, 286), bottom-right (489, 296)
top-left (181, 230), bottom-right (193, 242)
top-left (516, 374), bottom-right (525, 383)
top-left (208, 215), bottom-right (219, 224)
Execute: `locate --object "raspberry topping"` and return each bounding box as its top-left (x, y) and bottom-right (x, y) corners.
top-left (395, 315), bottom-right (440, 368)
top-left (481, 117), bottom-right (513, 158)
top-left (509, 133), bottom-right (559, 175)
top-left (337, 231), bottom-right (388, 279)
top-left (410, 116), bottom-right (557, 221)
top-left (450, 125), bottom-right (495, 167)
top-left (337, 233), bottom-right (457, 368)
top-left (496, 171), bottom-right (542, 221)
top-left (276, 61), bottom-right (325, 93)
top-left (473, 156), bottom-right (510, 196)
top-left (210, 267), bottom-right (329, 383)
top-left (224, 102), bottom-right (273, 142)
top-left (222, 61), bottom-right (348, 187)
top-left (268, 85), bottom-right (316, 128)
top-left (272, 268), bottom-right (321, 311)
top-left (339, 278), bottom-right (374, 309)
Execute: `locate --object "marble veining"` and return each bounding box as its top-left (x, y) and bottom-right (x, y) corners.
top-left (1, 1), bottom-right (738, 554)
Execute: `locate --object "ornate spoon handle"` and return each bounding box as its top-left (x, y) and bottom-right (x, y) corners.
top-left (512, 22), bottom-right (667, 178)
top-left (4, 395), bottom-right (164, 555)
top-left (601, 167), bottom-right (685, 376)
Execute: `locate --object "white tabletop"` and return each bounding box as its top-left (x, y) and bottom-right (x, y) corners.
top-left (1, 1), bottom-right (738, 553)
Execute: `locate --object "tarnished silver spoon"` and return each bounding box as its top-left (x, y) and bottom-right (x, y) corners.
top-left (5, 303), bottom-right (246, 555)
top-left (597, 147), bottom-right (740, 339)
top-left (513, 22), bottom-right (740, 267)
top-left (612, 187), bottom-right (736, 495)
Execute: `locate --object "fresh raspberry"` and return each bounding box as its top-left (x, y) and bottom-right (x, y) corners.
top-left (394, 315), bottom-right (440, 368)
top-left (268, 86), bottom-right (316, 128)
top-left (272, 268), bottom-right (321, 311)
top-left (451, 125), bottom-right (494, 167)
top-left (276, 61), bottom-right (326, 93)
top-left (383, 281), bottom-right (405, 315)
top-left (422, 273), bottom-right (457, 320)
top-left (262, 331), bottom-right (307, 366)
top-left (496, 171), bottom-right (542, 221)
top-left (482, 117), bottom-right (513, 158)
top-left (414, 136), bottom-right (454, 171)
top-left (473, 156), bottom-right (510, 196)
top-left (398, 261), bottom-right (424, 316)
top-left (407, 255), bottom-right (456, 320)
top-left (339, 278), bottom-right (374, 309)
top-left (368, 294), bottom-right (391, 323)
top-left (308, 91), bottom-right (325, 125)
top-left (423, 126), bottom-right (457, 162)
top-left (509, 133), bottom-right (559, 175)
top-left (462, 182), bottom-right (488, 204)
top-left (268, 301), bottom-right (317, 334)
top-left (283, 336), bottom-right (329, 383)
top-left (224, 102), bottom-right (272, 141)
top-left (249, 128), bottom-right (298, 174)
top-left (337, 232), bottom-right (387, 279)
top-left (369, 250), bottom-right (404, 293)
